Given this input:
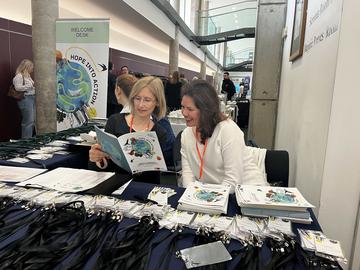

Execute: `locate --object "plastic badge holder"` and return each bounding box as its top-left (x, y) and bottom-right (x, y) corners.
top-left (139, 203), bottom-right (173, 219)
top-left (177, 241), bottom-right (232, 269)
top-left (0, 186), bottom-right (27, 198)
top-left (11, 188), bottom-right (47, 202)
top-left (266, 217), bottom-right (295, 240)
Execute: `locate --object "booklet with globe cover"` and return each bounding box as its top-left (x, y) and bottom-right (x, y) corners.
top-left (95, 126), bottom-right (167, 174)
top-left (235, 185), bottom-right (314, 212)
top-left (177, 182), bottom-right (231, 215)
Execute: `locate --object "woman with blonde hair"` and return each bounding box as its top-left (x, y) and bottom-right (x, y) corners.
top-left (89, 76), bottom-right (168, 183)
top-left (13, 59), bottom-right (35, 138)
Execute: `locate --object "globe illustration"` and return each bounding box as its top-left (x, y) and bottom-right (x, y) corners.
top-left (270, 192), bottom-right (296, 204)
top-left (132, 139), bottom-right (153, 158)
top-left (194, 190), bottom-right (221, 202)
top-left (56, 59), bottom-right (92, 113)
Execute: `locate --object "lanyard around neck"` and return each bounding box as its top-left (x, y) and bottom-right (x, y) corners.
top-left (195, 139), bottom-right (208, 180)
top-left (129, 114), bottom-right (150, 133)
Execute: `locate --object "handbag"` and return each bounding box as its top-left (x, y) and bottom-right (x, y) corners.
top-left (8, 75), bottom-right (25, 100)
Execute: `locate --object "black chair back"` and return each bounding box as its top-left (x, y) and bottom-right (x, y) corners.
top-left (166, 130), bottom-right (182, 174)
top-left (265, 150), bottom-right (289, 187)
top-left (172, 131), bottom-right (182, 172)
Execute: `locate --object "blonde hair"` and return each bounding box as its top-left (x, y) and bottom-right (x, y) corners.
top-left (16, 59), bottom-right (34, 75)
top-left (129, 76), bottom-right (167, 119)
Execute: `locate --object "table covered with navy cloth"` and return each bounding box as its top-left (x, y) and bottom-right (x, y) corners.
top-left (0, 175), bottom-right (335, 270)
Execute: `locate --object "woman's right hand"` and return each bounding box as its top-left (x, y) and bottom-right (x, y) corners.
top-left (89, 143), bottom-right (109, 165)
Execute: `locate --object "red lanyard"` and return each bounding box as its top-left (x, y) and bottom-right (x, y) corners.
top-left (196, 139), bottom-right (208, 180)
top-left (129, 115), bottom-right (150, 133)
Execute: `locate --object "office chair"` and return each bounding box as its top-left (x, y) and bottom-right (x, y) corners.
top-left (172, 131), bottom-right (182, 173)
top-left (265, 150), bottom-right (289, 187)
top-left (167, 131), bottom-right (182, 181)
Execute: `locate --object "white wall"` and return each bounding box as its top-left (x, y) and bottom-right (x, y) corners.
top-left (277, 0), bottom-right (342, 212)
top-left (278, 0), bottom-right (360, 267)
top-left (317, 0), bottom-right (360, 267)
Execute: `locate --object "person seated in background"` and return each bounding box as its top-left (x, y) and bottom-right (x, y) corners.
top-left (89, 76), bottom-right (168, 184)
top-left (179, 80), bottom-right (267, 192)
top-left (114, 74), bottom-right (138, 114)
top-left (165, 71), bottom-right (182, 111)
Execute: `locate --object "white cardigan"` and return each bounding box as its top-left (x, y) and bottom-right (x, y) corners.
top-left (180, 119), bottom-right (267, 192)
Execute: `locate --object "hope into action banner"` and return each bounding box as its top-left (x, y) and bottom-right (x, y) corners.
top-left (56, 19), bottom-right (109, 130)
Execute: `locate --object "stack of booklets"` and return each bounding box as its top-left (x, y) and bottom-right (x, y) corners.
top-left (177, 182), bottom-right (230, 215)
top-left (235, 185), bottom-right (314, 224)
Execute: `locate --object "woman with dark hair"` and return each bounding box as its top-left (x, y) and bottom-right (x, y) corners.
top-left (180, 80), bottom-right (266, 192)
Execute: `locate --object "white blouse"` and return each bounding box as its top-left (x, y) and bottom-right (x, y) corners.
top-left (13, 73), bottom-right (35, 96)
top-left (180, 119), bottom-right (267, 192)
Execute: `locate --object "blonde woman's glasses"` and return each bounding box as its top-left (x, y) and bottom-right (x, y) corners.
top-left (133, 96), bottom-right (155, 106)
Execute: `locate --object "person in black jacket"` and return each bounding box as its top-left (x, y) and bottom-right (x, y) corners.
top-left (221, 72), bottom-right (236, 101)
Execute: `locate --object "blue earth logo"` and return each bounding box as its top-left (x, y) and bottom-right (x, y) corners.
top-left (56, 60), bottom-right (92, 113)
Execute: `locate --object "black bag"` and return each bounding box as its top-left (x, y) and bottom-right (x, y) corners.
top-left (8, 76), bottom-right (25, 100)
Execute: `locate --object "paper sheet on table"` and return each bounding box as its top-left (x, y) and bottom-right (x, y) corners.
top-left (112, 179), bottom-right (132, 196)
top-left (0, 165), bottom-right (47, 183)
top-left (17, 167), bottom-right (114, 192)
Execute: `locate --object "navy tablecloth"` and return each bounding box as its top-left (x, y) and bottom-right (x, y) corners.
top-left (113, 180), bottom-right (323, 270)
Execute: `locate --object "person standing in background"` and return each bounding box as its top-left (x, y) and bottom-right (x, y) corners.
top-left (179, 73), bottom-right (188, 85)
top-left (165, 70), bottom-right (182, 111)
top-left (13, 59), bottom-right (35, 138)
top-left (239, 81), bottom-right (246, 98)
top-left (120, 65), bottom-right (129, 75)
top-left (221, 72), bottom-right (236, 101)
top-left (107, 61), bottom-right (122, 117)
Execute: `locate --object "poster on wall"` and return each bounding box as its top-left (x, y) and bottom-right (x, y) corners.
top-left (56, 19), bottom-right (109, 131)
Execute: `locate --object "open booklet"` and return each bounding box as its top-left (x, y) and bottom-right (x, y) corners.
top-left (95, 126), bottom-right (167, 174)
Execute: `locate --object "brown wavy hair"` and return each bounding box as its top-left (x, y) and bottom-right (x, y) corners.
top-left (182, 80), bottom-right (227, 144)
